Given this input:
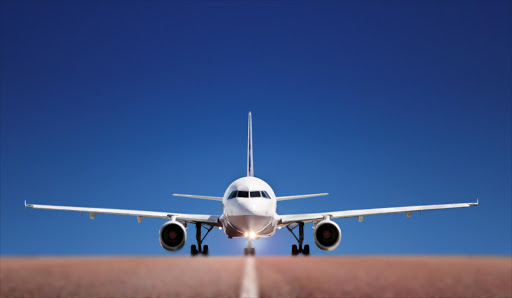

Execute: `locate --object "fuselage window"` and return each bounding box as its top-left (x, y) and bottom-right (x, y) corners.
top-left (250, 191), bottom-right (261, 198)
top-left (238, 191), bottom-right (249, 198)
top-left (228, 191), bottom-right (237, 199)
top-left (262, 191), bottom-right (271, 199)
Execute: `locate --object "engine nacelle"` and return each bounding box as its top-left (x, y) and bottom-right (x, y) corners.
top-left (313, 220), bottom-right (342, 251)
top-left (159, 220), bottom-right (187, 251)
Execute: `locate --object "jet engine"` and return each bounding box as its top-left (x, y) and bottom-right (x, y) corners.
top-left (159, 220), bottom-right (187, 251)
top-left (313, 220), bottom-right (341, 251)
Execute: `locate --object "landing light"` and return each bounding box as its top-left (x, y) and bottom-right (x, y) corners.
top-left (244, 231), bottom-right (257, 239)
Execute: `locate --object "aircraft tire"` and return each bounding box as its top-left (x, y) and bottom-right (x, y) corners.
top-left (191, 245), bottom-right (198, 256)
top-left (291, 244), bottom-right (298, 256)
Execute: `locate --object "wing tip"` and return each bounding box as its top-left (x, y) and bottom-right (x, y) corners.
top-left (469, 197), bottom-right (479, 206)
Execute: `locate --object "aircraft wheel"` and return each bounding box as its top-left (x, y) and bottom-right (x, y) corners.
top-left (191, 245), bottom-right (198, 256)
top-left (291, 244), bottom-right (298, 256)
top-left (244, 248), bottom-right (248, 256)
top-left (303, 244), bottom-right (310, 256)
top-left (250, 248), bottom-right (255, 256)
top-left (202, 245), bottom-right (209, 256)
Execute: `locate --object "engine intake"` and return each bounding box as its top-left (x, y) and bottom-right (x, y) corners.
top-left (313, 220), bottom-right (341, 251)
top-left (159, 221), bottom-right (186, 251)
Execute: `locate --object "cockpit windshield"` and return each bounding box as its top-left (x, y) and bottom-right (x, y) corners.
top-left (228, 190), bottom-right (271, 199)
top-left (250, 191), bottom-right (261, 197)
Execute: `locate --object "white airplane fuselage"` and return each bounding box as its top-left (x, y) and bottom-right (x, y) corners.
top-left (220, 177), bottom-right (278, 238)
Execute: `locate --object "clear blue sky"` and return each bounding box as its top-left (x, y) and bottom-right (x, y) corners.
top-left (1, 1), bottom-right (510, 256)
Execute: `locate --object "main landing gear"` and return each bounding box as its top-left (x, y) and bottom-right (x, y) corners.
top-left (244, 238), bottom-right (255, 256)
top-left (191, 223), bottom-right (213, 256)
top-left (286, 222), bottom-right (310, 256)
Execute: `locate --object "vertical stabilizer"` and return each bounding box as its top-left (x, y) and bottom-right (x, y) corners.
top-left (247, 112), bottom-right (254, 177)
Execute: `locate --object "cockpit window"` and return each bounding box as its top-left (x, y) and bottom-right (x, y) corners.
top-left (229, 190), bottom-right (270, 199)
top-left (238, 191), bottom-right (249, 198)
top-left (250, 191), bottom-right (261, 198)
top-left (228, 191), bottom-right (237, 199)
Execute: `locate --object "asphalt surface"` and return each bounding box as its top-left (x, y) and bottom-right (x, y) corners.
top-left (1, 256), bottom-right (511, 297)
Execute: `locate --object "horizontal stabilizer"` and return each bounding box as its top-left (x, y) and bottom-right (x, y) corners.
top-left (276, 193), bottom-right (328, 201)
top-left (172, 194), bottom-right (223, 201)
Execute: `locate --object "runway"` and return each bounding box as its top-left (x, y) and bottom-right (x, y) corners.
top-left (1, 256), bottom-right (510, 297)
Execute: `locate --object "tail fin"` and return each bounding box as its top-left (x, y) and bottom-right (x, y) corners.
top-left (247, 112), bottom-right (254, 177)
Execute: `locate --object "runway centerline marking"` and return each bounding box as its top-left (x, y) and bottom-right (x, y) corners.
top-left (240, 257), bottom-right (259, 298)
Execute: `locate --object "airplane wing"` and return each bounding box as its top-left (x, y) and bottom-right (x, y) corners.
top-left (279, 200), bottom-right (478, 225)
top-left (276, 193), bottom-right (328, 201)
top-left (172, 194), bottom-right (223, 201)
top-left (24, 201), bottom-right (220, 226)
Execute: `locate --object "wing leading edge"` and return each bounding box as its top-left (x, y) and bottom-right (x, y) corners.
top-left (279, 200), bottom-right (478, 225)
top-left (172, 194), bottom-right (223, 201)
top-left (276, 193), bottom-right (329, 201)
top-left (24, 201), bottom-right (220, 226)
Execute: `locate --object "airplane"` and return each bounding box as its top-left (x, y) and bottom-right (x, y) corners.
top-left (25, 112), bottom-right (478, 256)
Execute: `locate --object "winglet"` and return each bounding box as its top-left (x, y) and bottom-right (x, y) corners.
top-left (247, 111), bottom-right (254, 177)
top-left (24, 200), bottom-right (33, 208)
top-left (470, 197), bottom-right (479, 207)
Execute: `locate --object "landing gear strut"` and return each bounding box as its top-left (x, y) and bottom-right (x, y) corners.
top-left (286, 222), bottom-right (310, 256)
top-left (191, 223), bottom-right (213, 256)
top-left (244, 238), bottom-right (255, 256)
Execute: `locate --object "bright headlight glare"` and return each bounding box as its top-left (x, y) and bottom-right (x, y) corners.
top-left (249, 231), bottom-right (256, 238)
top-left (244, 232), bottom-right (249, 237)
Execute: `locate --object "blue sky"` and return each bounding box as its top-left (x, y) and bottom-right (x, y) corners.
top-left (1, 1), bottom-right (510, 256)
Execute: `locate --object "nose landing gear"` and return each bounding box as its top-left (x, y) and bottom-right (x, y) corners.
top-left (191, 223), bottom-right (214, 256)
top-left (286, 222), bottom-right (310, 256)
top-left (244, 239), bottom-right (255, 256)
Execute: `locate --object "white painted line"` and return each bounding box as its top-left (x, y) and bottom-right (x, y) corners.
top-left (240, 257), bottom-right (259, 298)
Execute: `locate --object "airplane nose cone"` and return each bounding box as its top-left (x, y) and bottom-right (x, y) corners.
top-left (227, 198), bottom-right (273, 233)
top-left (232, 198), bottom-right (270, 216)
top-left (231, 215), bottom-right (270, 232)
